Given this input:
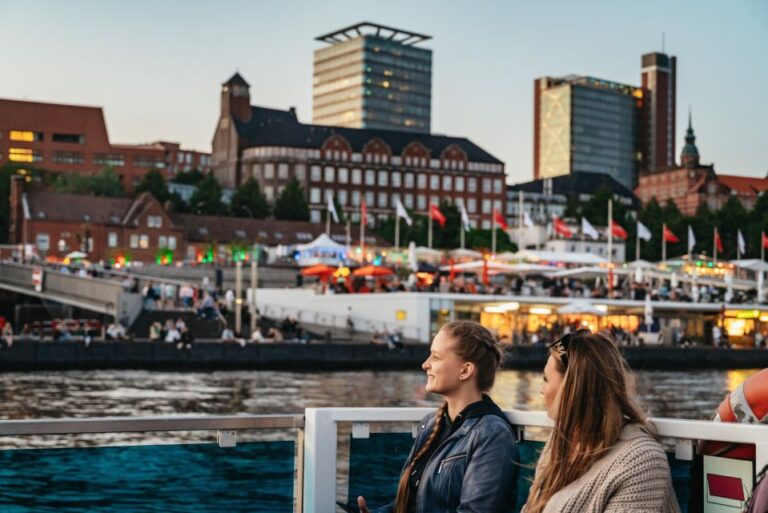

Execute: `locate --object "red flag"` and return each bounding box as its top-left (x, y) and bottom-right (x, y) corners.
top-left (361, 200), bottom-right (367, 226)
top-left (715, 228), bottom-right (724, 253)
top-left (553, 216), bottom-right (573, 239)
top-left (430, 204), bottom-right (446, 227)
top-left (610, 220), bottom-right (628, 240)
top-left (762, 231), bottom-right (768, 250)
top-left (493, 209), bottom-right (509, 230)
top-left (663, 226), bottom-right (679, 243)
top-left (448, 258), bottom-right (456, 281)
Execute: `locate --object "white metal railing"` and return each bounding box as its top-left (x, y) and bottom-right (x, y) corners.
top-left (301, 407), bottom-right (768, 513)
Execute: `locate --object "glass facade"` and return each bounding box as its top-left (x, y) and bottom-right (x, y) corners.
top-left (313, 36), bottom-right (432, 133)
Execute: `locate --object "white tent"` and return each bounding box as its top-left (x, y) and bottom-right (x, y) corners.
top-left (501, 249), bottom-right (607, 266)
top-left (732, 259), bottom-right (768, 273)
top-left (65, 251), bottom-right (88, 260)
top-left (449, 248), bottom-right (483, 259)
top-left (557, 301), bottom-right (606, 316)
top-left (295, 233), bottom-right (344, 251)
top-left (296, 234), bottom-right (346, 267)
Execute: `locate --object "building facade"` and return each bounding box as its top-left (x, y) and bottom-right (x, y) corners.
top-left (533, 51), bottom-right (677, 188)
top-left (312, 22), bottom-right (432, 133)
top-left (0, 98), bottom-right (210, 190)
top-left (211, 72), bottom-right (506, 229)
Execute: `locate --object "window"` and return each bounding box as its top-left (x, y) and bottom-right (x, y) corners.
top-left (52, 133), bottom-right (84, 144)
top-left (468, 178), bottom-right (477, 193)
top-left (338, 190), bottom-right (348, 205)
top-left (351, 190), bottom-right (361, 206)
top-left (352, 168), bottom-right (362, 184)
top-left (417, 174), bottom-right (427, 188)
top-left (168, 236), bottom-right (177, 250)
top-left (443, 176), bottom-right (452, 191)
top-left (9, 148), bottom-right (42, 162)
top-left (404, 193), bottom-right (414, 208)
top-left (456, 177), bottom-right (465, 191)
top-left (378, 192), bottom-right (388, 207)
top-left (310, 165), bottom-right (322, 181)
top-left (338, 167), bottom-right (348, 183)
top-left (264, 163), bottom-right (275, 179)
top-left (430, 175), bottom-right (440, 189)
top-left (482, 178), bottom-right (492, 193)
top-left (278, 163), bottom-right (289, 179)
top-left (107, 232), bottom-right (118, 248)
top-left (391, 192), bottom-right (400, 206)
top-left (251, 163), bottom-right (262, 178)
top-left (365, 192), bottom-right (375, 207)
top-left (378, 170), bottom-right (388, 186)
top-left (139, 235), bottom-right (149, 249)
top-left (482, 199), bottom-right (491, 214)
top-left (147, 215), bottom-right (162, 228)
top-left (392, 172), bottom-right (401, 187)
top-left (130, 234), bottom-right (139, 248)
top-left (310, 210), bottom-right (321, 223)
top-left (52, 152), bottom-right (84, 164)
top-left (264, 185), bottom-right (274, 200)
top-left (494, 180), bottom-right (503, 194)
top-left (159, 236), bottom-right (167, 248)
top-left (94, 153), bottom-right (125, 166)
top-left (36, 233), bottom-right (50, 251)
top-left (365, 169), bottom-right (376, 186)
top-left (417, 195), bottom-right (426, 210)
top-left (294, 164), bottom-right (306, 181)
top-left (58, 239), bottom-right (68, 252)
top-left (430, 195), bottom-right (439, 206)
top-left (468, 198), bottom-right (477, 213)
top-left (405, 173), bottom-right (414, 188)
top-left (10, 130), bottom-right (36, 142)
top-left (310, 188), bottom-right (321, 203)
top-left (324, 166), bottom-right (335, 182)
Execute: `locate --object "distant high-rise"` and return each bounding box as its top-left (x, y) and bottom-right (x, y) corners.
top-left (533, 75), bottom-right (642, 190)
top-left (641, 52), bottom-right (676, 171)
top-left (312, 22), bottom-right (432, 133)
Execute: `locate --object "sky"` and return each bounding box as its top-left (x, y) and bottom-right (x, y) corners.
top-left (1, 0), bottom-right (766, 184)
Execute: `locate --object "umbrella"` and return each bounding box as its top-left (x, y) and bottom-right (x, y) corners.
top-left (352, 265), bottom-right (394, 277)
top-left (65, 251), bottom-right (88, 260)
top-left (557, 301), bottom-right (606, 316)
top-left (300, 264), bottom-right (336, 276)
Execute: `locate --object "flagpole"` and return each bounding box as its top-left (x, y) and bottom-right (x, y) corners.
top-left (737, 230), bottom-right (741, 261)
top-left (491, 212), bottom-right (497, 256)
top-left (713, 227), bottom-right (718, 264)
top-left (636, 231), bottom-right (640, 262)
top-left (325, 205), bottom-right (331, 235)
top-left (345, 219), bottom-right (351, 255)
top-left (518, 191), bottom-right (524, 252)
top-left (395, 214), bottom-right (400, 251)
top-left (662, 223), bottom-right (667, 263)
top-left (360, 208), bottom-right (365, 264)
top-left (460, 222), bottom-right (465, 249)
top-left (607, 199), bottom-right (613, 266)
top-left (687, 225), bottom-right (692, 262)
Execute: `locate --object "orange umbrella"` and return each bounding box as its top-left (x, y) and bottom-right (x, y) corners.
top-left (301, 264), bottom-right (336, 277)
top-left (448, 258), bottom-right (456, 281)
top-left (352, 265), bottom-right (394, 277)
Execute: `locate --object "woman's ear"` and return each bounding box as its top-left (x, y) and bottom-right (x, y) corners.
top-left (460, 362), bottom-right (476, 381)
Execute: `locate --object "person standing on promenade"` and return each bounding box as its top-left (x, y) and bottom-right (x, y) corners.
top-left (522, 329), bottom-right (679, 513)
top-left (356, 320), bottom-right (518, 513)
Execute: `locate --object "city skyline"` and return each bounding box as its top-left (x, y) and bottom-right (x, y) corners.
top-left (1, 0), bottom-right (766, 184)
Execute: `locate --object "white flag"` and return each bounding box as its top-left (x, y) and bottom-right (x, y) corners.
top-left (460, 204), bottom-right (472, 232)
top-left (687, 225), bottom-right (696, 254)
top-left (581, 218), bottom-right (599, 240)
top-left (395, 198), bottom-right (412, 226)
top-left (738, 229), bottom-right (746, 255)
top-left (523, 210), bottom-right (534, 228)
top-left (637, 221), bottom-right (651, 241)
top-left (326, 194), bottom-right (339, 223)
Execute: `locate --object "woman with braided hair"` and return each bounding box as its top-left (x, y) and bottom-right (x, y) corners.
top-left (355, 320), bottom-right (518, 513)
top-left (523, 329), bottom-right (679, 513)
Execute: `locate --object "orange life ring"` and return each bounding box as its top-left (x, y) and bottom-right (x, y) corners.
top-left (703, 368), bottom-right (768, 459)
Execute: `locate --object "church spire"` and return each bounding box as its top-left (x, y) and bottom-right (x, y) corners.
top-left (680, 108), bottom-right (700, 168)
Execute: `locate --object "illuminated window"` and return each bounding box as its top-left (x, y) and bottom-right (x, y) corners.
top-left (147, 215), bottom-right (162, 228)
top-left (107, 232), bottom-right (118, 248)
top-left (139, 235), bottom-right (149, 249)
top-left (9, 148), bottom-right (42, 162)
top-left (130, 235), bottom-right (139, 248)
top-left (10, 130), bottom-right (35, 142)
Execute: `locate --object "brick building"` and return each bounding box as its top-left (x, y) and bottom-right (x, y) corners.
top-left (9, 177), bottom-right (376, 263)
top-left (0, 98), bottom-right (210, 190)
top-left (211, 73), bottom-right (506, 229)
top-left (634, 116), bottom-right (768, 215)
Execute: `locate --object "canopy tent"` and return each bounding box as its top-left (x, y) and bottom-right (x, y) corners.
top-left (449, 248), bottom-right (483, 260)
top-left (300, 264), bottom-right (337, 277)
top-left (439, 260), bottom-right (551, 275)
top-left (544, 266), bottom-right (622, 280)
top-left (295, 233), bottom-right (344, 251)
top-left (295, 234), bottom-right (347, 267)
top-left (557, 301), bottom-right (606, 316)
top-left (627, 259), bottom-right (657, 269)
top-left (732, 259), bottom-right (768, 273)
top-left (499, 250), bottom-right (607, 266)
top-left (65, 251), bottom-right (88, 260)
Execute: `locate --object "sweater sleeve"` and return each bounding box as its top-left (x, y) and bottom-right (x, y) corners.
top-left (603, 439), bottom-right (681, 513)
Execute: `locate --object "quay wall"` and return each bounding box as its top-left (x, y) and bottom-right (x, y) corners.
top-left (1, 342), bottom-right (767, 372)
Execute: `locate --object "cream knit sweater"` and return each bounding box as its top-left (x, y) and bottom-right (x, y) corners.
top-left (527, 424), bottom-right (681, 513)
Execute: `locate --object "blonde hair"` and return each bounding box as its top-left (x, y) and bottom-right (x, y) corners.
top-left (524, 331), bottom-right (647, 513)
top-left (392, 320), bottom-right (502, 513)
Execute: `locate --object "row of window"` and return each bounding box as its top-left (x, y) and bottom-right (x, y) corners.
top-left (7, 130), bottom-right (84, 143)
top-left (34, 232), bottom-right (177, 252)
top-left (308, 187), bottom-right (502, 214)
top-left (5, 147), bottom-right (165, 168)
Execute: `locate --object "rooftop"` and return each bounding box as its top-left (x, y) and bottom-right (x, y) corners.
top-left (315, 21), bottom-right (431, 46)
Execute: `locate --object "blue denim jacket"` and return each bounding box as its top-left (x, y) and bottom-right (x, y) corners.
top-left (372, 410), bottom-right (518, 513)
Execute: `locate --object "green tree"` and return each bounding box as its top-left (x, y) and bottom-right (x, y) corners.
top-left (715, 196), bottom-right (749, 259)
top-left (273, 177), bottom-right (309, 221)
top-left (173, 168), bottom-right (206, 185)
top-left (52, 167), bottom-right (126, 197)
top-left (189, 173), bottom-right (227, 216)
top-left (230, 178), bottom-right (271, 219)
top-left (134, 169), bottom-right (169, 202)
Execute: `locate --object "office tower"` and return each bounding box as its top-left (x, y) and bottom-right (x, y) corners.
top-left (641, 52), bottom-right (676, 171)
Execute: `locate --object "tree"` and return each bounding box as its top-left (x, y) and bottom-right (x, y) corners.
top-left (134, 169), bottom-right (169, 202)
top-left (715, 196), bottom-right (749, 259)
top-left (52, 167), bottom-right (126, 197)
top-left (189, 173), bottom-right (227, 216)
top-left (173, 168), bottom-right (206, 185)
top-left (230, 178), bottom-right (270, 219)
top-left (273, 177), bottom-right (309, 221)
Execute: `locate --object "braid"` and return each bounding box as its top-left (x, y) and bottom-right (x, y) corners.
top-left (393, 401), bottom-right (448, 513)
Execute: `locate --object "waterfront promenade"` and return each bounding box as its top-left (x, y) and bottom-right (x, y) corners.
top-left (1, 340), bottom-right (767, 372)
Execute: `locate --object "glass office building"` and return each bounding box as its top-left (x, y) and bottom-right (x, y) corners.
top-left (536, 76), bottom-right (642, 189)
top-left (313, 23), bottom-right (432, 133)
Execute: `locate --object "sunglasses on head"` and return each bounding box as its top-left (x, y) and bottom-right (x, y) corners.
top-left (547, 329), bottom-right (590, 369)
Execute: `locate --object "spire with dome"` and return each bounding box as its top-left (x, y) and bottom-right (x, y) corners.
top-left (680, 109), bottom-right (700, 168)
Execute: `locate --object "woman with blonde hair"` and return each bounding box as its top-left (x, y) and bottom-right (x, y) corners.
top-left (355, 320), bottom-right (518, 513)
top-left (523, 329), bottom-right (679, 513)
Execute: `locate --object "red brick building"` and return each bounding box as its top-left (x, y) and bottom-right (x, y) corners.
top-left (211, 73), bottom-right (507, 229)
top-left (635, 116), bottom-right (768, 215)
top-left (0, 98), bottom-right (210, 190)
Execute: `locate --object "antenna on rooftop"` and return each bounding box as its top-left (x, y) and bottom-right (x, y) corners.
top-left (662, 31), bottom-right (665, 53)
